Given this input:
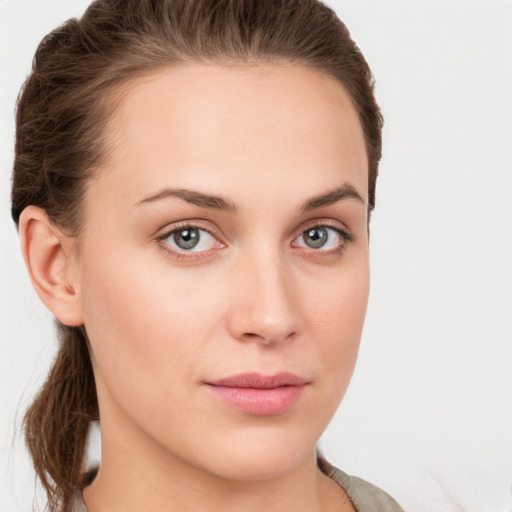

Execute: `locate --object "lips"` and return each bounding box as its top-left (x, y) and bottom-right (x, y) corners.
top-left (204, 372), bottom-right (309, 415)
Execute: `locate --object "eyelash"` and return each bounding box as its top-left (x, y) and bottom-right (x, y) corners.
top-left (155, 220), bottom-right (223, 261)
top-left (293, 221), bottom-right (354, 256)
top-left (155, 220), bottom-right (354, 261)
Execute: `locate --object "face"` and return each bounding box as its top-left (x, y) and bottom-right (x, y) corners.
top-left (74, 63), bottom-right (369, 481)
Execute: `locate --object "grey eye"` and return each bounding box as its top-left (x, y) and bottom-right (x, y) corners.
top-left (172, 228), bottom-right (200, 250)
top-left (161, 227), bottom-right (218, 253)
top-left (302, 227), bottom-right (329, 248)
top-left (295, 226), bottom-right (344, 251)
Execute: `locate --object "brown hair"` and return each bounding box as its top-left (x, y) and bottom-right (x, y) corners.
top-left (11, 1), bottom-right (383, 510)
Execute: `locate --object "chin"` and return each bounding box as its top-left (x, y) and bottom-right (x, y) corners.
top-left (187, 423), bottom-right (319, 482)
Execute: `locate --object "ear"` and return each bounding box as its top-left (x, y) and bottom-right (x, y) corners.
top-left (18, 206), bottom-right (84, 326)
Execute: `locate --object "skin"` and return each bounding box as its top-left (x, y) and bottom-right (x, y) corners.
top-left (20, 63), bottom-right (369, 512)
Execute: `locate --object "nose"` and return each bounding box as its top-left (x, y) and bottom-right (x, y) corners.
top-left (227, 249), bottom-right (300, 346)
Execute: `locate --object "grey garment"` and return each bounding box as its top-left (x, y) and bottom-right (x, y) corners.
top-left (72, 493), bottom-right (88, 512)
top-left (73, 459), bottom-right (405, 512)
top-left (318, 457), bottom-right (405, 512)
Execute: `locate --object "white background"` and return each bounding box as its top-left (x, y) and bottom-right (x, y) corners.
top-left (1, 1), bottom-right (511, 511)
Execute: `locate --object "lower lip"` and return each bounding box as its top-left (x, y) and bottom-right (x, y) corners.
top-left (204, 384), bottom-right (307, 415)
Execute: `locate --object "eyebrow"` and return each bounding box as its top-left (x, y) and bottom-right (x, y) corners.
top-left (135, 188), bottom-right (238, 212)
top-left (300, 183), bottom-right (365, 212)
top-left (135, 182), bottom-right (364, 213)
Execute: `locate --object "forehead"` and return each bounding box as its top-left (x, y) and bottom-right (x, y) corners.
top-left (93, 63), bottom-right (368, 208)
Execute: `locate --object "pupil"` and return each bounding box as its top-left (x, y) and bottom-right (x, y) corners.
top-left (174, 229), bottom-right (200, 250)
top-left (305, 228), bottom-right (327, 248)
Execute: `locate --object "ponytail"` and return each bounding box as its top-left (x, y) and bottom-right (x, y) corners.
top-left (24, 324), bottom-right (98, 512)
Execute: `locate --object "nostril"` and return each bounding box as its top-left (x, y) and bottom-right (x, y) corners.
top-left (240, 330), bottom-right (297, 346)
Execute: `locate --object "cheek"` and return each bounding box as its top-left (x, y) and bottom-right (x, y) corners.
top-left (304, 261), bottom-right (369, 383)
top-left (281, 259), bottom-right (370, 440)
top-left (78, 246), bottom-right (222, 391)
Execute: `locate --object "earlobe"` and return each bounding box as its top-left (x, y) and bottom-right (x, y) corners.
top-left (18, 206), bottom-right (84, 326)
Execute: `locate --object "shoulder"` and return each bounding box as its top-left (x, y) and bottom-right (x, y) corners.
top-left (318, 456), bottom-right (405, 512)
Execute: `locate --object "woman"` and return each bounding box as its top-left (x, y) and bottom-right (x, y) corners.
top-left (11, 0), bottom-right (403, 511)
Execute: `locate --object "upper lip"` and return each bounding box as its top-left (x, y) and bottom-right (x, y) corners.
top-left (206, 372), bottom-right (308, 389)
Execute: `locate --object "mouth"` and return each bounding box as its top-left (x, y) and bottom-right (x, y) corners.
top-left (203, 372), bottom-right (309, 416)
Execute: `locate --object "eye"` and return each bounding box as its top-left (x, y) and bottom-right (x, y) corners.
top-left (293, 226), bottom-right (348, 251)
top-left (159, 226), bottom-right (220, 253)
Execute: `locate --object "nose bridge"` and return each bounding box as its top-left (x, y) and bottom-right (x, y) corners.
top-left (228, 242), bottom-right (299, 345)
